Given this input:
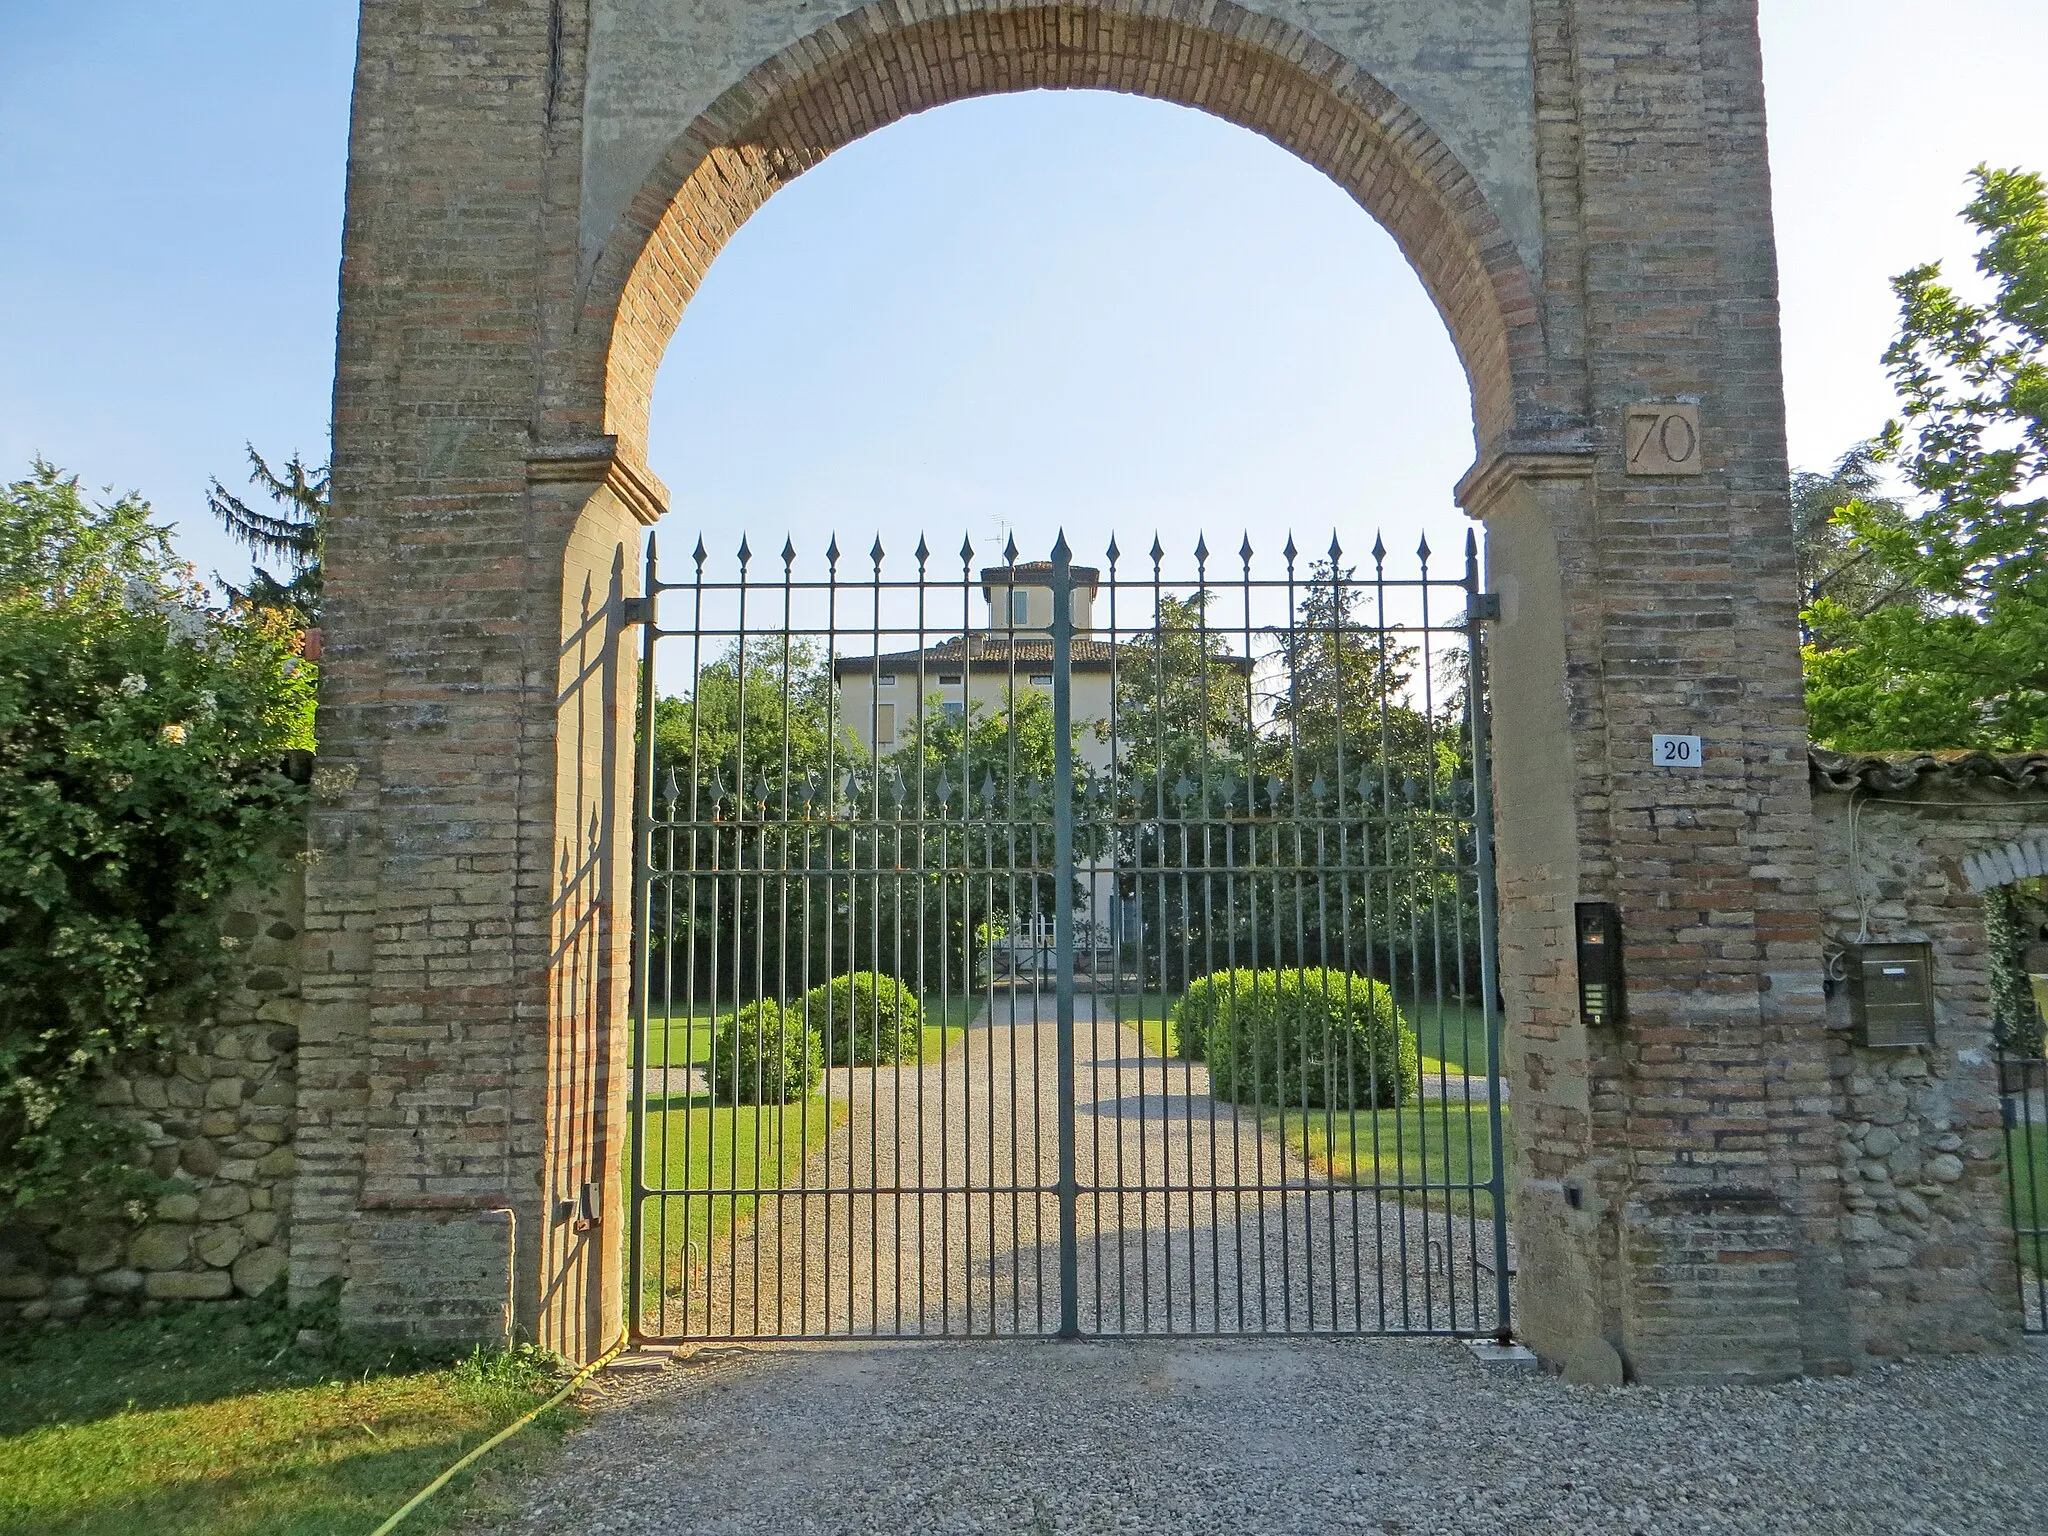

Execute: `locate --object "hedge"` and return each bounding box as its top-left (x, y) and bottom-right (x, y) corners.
top-left (1202, 968), bottom-right (1418, 1110)
top-left (707, 999), bottom-right (819, 1105)
top-left (1166, 968), bottom-right (1259, 1062)
top-left (805, 971), bottom-right (922, 1065)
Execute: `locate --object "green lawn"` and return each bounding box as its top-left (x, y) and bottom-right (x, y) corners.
top-left (1267, 1101), bottom-right (1508, 1219)
top-left (0, 1303), bottom-right (569, 1536)
top-left (635, 1094), bottom-right (840, 1305)
top-left (634, 994), bottom-right (976, 1313)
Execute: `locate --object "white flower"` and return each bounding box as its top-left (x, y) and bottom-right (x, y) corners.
top-left (121, 577), bottom-right (162, 614)
top-left (160, 723), bottom-right (188, 745)
top-left (166, 607), bottom-right (209, 644)
top-left (118, 674), bottom-right (148, 697)
top-left (194, 690), bottom-right (217, 715)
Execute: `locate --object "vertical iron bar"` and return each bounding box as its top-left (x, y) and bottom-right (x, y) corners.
top-left (629, 539), bottom-right (659, 1340)
top-left (1052, 534), bottom-right (1081, 1339)
top-left (1465, 531), bottom-right (1513, 1342)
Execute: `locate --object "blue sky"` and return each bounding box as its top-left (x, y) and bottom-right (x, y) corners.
top-left (3, 2), bottom-right (2045, 587)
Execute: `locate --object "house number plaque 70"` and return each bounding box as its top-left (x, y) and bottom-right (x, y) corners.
top-left (1625, 403), bottom-right (1704, 475)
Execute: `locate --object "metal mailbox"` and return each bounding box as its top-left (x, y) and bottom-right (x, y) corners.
top-left (1843, 941), bottom-right (1935, 1048)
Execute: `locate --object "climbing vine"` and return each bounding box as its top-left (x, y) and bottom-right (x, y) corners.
top-left (1986, 882), bottom-right (2046, 1056)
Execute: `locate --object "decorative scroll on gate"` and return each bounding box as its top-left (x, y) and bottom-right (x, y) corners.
top-left (628, 530), bottom-right (1511, 1341)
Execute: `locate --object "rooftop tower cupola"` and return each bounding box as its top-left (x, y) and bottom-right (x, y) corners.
top-left (980, 562), bottom-right (1099, 636)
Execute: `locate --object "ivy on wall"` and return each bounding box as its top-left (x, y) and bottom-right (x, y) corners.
top-left (1986, 881), bottom-right (2046, 1056)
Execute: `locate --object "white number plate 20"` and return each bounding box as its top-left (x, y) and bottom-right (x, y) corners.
top-left (1651, 733), bottom-right (1702, 767)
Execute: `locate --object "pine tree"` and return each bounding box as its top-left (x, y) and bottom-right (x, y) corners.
top-left (207, 446), bottom-right (325, 622)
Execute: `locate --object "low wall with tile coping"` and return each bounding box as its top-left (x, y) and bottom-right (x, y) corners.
top-left (1808, 749), bottom-right (2048, 1357)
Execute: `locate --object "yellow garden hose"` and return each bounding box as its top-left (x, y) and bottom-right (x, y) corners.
top-left (366, 1332), bottom-right (628, 1535)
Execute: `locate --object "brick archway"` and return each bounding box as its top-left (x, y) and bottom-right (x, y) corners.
top-left (579, 0), bottom-right (1552, 473)
top-left (313, 0), bottom-right (1856, 1384)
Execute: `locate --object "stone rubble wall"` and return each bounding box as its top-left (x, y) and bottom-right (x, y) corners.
top-left (0, 866), bottom-right (303, 1324)
top-left (1809, 779), bottom-right (2042, 1356)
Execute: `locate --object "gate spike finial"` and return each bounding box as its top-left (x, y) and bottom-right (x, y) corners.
top-left (782, 536), bottom-right (796, 570)
top-left (959, 534), bottom-right (975, 566)
top-left (1004, 532), bottom-right (1019, 565)
top-left (693, 536), bottom-right (708, 570)
top-left (1417, 532), bottom-right (1431, 564)
top-left (1283, 533), bottom-right (1298, 563)
top-left (870, 536), bottom-right (885, 568)
top-left (1149, 534), bottom-right (1164, 569)
top-left (1238, 534), bottom-right (1254, 567)
top-left (1194, 534), bottom-right (1209, 566)
top-left (737, 535), bottom-right (752, 568)
top-left (1465, 527), bottom-right (1479, 561)
top-left (1052, 529), bottom-right (1071, 565)
top-left (1371, 532), bottom-right (1387, 567)
top-left (915, 535), bottom-right (930, 568)
top-left (1105, 534), bottom-right (1120, 566)
top-left (825, 535), bottom-right (840, 568)
top-left (1329, 530), bottom-right (1343, 562)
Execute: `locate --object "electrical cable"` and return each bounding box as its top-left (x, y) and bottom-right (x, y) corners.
top-left (365, 1331), bottom-right (628, 1536)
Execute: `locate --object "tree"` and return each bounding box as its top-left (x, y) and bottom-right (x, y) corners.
top-left (207, 447), bottom-right (326, 623)
top-left (1803, 166), bottom-right (2048, 751)
top-left (645, 639), bottom-right (843, 1003)
top-left (0, 463), bottom-right (313, 1214)
top-left (1789, 446), bottom-right (1919, 644)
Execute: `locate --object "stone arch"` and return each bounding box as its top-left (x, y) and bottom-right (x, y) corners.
top-left (576, 0), bottom-right (1548, 474)
top-left (1964, 833), bottom-right (2048, 893)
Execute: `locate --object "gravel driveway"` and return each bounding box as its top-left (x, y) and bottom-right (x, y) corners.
top-left (497, 1337), bottom-right (2047, 1534)
top-left (662, 992), bottom-right (1502, 1340)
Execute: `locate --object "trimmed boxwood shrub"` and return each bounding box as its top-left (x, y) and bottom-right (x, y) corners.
top-left (805, 971), bottom-right (922, 1065)
top-left (1166, 969), bottom-right (1259, 1061)
top-left (1203, 969), bottom-right (1418, 1110)
top-left (708, 999), bottom-right (819, 1105)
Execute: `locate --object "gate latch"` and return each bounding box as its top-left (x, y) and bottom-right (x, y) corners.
top-left (1467, 593), bottom-right (1502, 622)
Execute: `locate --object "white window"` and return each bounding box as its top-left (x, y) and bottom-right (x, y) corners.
top-left (1010, 589), bottom-right (1031, 625)
top-left (942, 701), bottom-right (965, 722)
top-left (1030, 673), bottom-right (1052, 688)
top-left (876, 673), bottom-right (898, 689)
top-left (875, 701), bottom-right (896, 743)
top-left (938, 673), bottom-right (961, 685)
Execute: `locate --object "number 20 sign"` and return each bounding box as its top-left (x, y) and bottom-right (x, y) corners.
top-left (1625, 403), bottom-right (1704, 476)
top-left (1652, 733), bottom-right (1702, 768)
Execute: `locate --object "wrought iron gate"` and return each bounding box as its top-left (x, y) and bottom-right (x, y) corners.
top-left (628, 530), bottom-right (1510, 1341)
top-left (2000, 1051), bottom-right (2047, 1332)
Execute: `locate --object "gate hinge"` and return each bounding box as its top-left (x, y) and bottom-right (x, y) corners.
top-left (619, 595), bottom-right (654, 627)
top-left (1467, 593), bottom-right (1502, 622)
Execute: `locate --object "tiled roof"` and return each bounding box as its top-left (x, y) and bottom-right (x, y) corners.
top-left (1808, 745), bottom-right (2048, 795)
top-left (980, 562), bottom-right (1100, 589)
